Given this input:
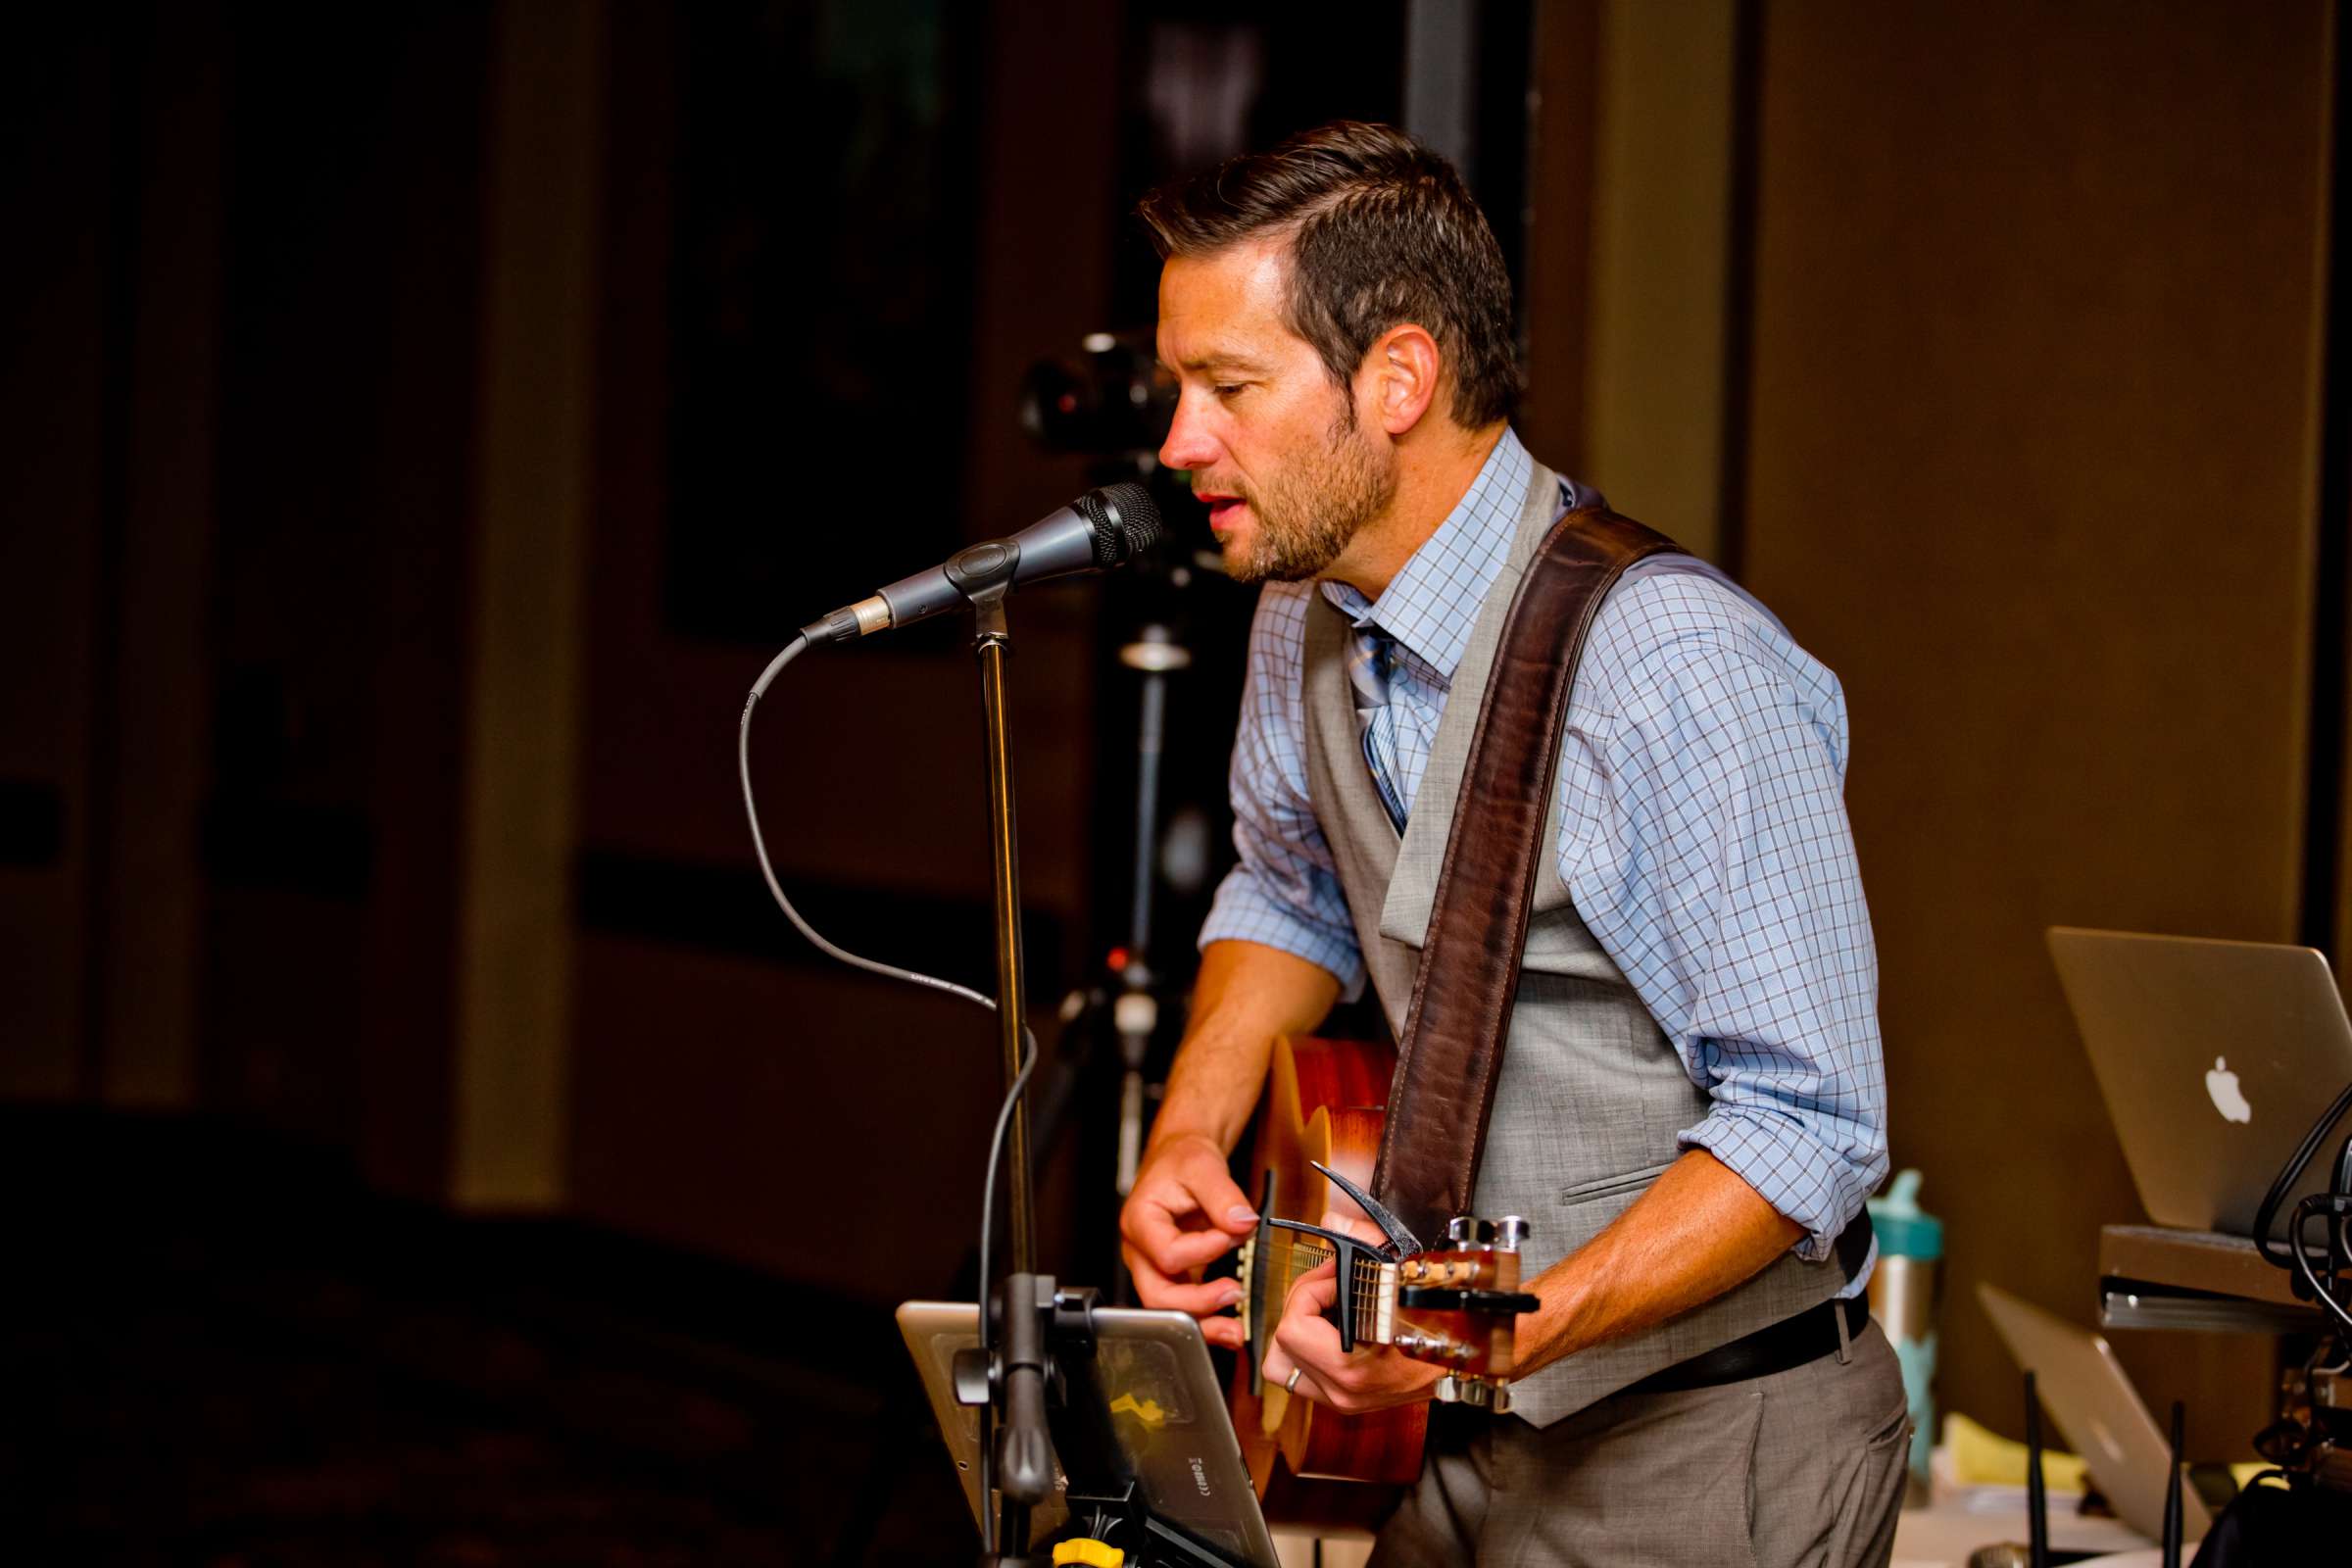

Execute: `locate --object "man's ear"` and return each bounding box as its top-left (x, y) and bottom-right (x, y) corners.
top-left (1360, 323), bottom-right (1444, 436)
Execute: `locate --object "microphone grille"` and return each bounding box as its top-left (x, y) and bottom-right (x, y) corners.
top-left (1075, 482), bottom-right (1164, 567)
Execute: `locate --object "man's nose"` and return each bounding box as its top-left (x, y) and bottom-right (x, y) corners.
top-left (1159, 394), bottom-right (1220, 471)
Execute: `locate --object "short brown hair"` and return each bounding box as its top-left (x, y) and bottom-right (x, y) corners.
top-left (1138, 121), bottom-right (1518, 429)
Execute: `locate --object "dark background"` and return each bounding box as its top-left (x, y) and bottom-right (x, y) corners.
top-left (6, 1), bottom-right (2350, 1562)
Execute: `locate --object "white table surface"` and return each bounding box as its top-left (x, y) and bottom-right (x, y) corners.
top-left (1891, 1492), bottom-right (2172, 1568)
top-left (1276, 1496), bottom-right (2171, 1568)
top-left (1274, 1483), bottom-right (2185, 1567)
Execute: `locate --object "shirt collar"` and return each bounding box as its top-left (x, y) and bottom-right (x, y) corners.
top-left (1319, 426), bottom-right (1535, 688)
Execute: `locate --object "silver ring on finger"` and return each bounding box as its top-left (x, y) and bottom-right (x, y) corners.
top-left (1285, 1366), bottom-right (1303, 1394)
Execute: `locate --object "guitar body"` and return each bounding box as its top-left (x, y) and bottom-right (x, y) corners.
top-left (1231, 1035), bottom-right (1427, 1526)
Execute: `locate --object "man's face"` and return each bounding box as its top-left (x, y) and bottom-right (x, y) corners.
top-left (1155, 239), bottom-right (1396, 583)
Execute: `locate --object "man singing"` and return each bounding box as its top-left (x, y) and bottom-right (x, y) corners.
top-left (1117, 122), bottom-right (1907, 1565)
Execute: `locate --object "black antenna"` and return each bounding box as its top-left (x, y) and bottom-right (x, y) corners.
top-left (2025, 1371), bottom-right (2049, 1568)
top-left (2162, 1399), bottom-right (2185, 1568)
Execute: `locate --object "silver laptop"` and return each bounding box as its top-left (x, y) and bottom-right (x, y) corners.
top-left (897, 1300), bottom-right (1278, 1566)
top-left (1980, 1282), bottom-right (2213, 1541)
top-left (2047, 927), bottom-right (2352, 1239)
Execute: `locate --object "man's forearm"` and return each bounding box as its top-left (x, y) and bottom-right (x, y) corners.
top-left (1510, 1149), bottom-right (1807, 1377)
top-left (1148, 939), bottom-right (1342, 1155)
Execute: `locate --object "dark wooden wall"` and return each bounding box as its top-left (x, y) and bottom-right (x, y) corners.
top-left (568, 0), bottom-right (1125, 1299)
top-left (0, 7), bottom-right (489, 1205)
top-left (0, 15), bottom-right (114, 1101)
top-left (1732, 0), bottom-right (2334, 1452)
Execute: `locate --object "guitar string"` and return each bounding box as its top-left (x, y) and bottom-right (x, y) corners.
top-left (1264, 1239), bottom-right (1386, 1284)
top-left (1256, 1236), bottom-right (1389, 1336)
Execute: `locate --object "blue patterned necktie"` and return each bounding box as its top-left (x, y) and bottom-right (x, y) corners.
top-left (1346, 625), bottom-right (1408, 831)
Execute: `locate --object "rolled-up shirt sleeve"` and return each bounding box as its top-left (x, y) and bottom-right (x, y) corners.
top-left (1559, 570), bottom-right (1887, 1262)
top-left (1199, 583), bottom-right (1367, 995)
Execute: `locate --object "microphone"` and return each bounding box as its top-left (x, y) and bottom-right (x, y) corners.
top-left (803, 482), bottom-right (1163, 644)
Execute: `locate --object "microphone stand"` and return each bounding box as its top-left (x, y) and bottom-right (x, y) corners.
top-left (973, 584), bottom-right (1036, 1275)
top-left (778, 484), bottom-right (1185, 1564)
top-left (962, 583), bottom-right (1242, 1568)
top-left (969, 580), bottom-right (1047, 1565)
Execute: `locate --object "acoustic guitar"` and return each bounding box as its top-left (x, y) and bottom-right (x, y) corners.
top-left (1226, 1033), bottom-right (1539, 1527)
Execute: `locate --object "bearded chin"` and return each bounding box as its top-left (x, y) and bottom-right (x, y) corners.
top-left (1232, 417), bottom-right (1396, 584)
top-left (1237, 514), bottom-right (1354, 584)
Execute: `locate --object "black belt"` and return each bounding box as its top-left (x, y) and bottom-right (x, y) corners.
top-left (1622, 1294), bottom-right (1870, 1396)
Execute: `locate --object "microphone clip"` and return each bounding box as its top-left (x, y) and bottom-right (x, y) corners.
top-left (945, 538), bottom-right (1022, 598)
top-left (949, 542), bottom-right (1021, 639)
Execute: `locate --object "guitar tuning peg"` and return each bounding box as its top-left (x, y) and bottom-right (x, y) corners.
top-left (1446, 1216), bottom-right (1496, 1246)
top-left (1496, 1216), bottom-right (1528, 1251)
top-left (1434, 1375), bottom-right (1506, 1409)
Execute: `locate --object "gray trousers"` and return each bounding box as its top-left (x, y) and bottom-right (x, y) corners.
top-left (1368, 1321), bottom-right (1911, 1567)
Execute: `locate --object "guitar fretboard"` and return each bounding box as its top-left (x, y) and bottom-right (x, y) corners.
top-left (1257, 1232), bottom-right (1396, 1347)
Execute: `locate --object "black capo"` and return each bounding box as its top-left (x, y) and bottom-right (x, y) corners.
top-left (1264, 1162), bottom-right (1423, 1352)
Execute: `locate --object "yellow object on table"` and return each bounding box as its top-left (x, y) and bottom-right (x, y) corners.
top-left (1943, 1411), bottom-right (2090, 1492)
top-left (1944, 1411), bottom-right (2272, 1496)
top-left (1053, 1540), bottom-right (1124, 1567)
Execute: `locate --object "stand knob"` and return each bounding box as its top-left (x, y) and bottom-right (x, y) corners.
top-left (951, 1347), bottom-right (992, 1406)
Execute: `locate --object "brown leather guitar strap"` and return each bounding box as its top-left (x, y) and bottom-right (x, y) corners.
top-left (1368, 506), bottom-right (1683, 1246)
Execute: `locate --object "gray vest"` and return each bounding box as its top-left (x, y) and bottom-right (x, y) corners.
top-left (1299, 459), bottom-right (1849, 1427)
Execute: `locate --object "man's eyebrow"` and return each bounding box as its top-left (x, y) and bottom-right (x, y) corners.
top-left (1159, 351), bottom-right (1273, 375)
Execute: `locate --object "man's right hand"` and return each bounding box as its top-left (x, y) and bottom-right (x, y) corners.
top-left (1116, 940), bottom-right (1339, 1352)
top-left (1119, 1132), bottom-right (1258, 1350)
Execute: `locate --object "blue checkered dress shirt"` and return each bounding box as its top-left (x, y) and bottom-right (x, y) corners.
top-left (1199, 428), bottom-right (1886, 1283)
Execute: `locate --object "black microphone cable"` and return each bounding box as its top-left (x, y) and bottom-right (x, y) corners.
top-left (2250, 1078), bottom-right (2352, 1274)
top-left (2289, 1191), bottom-right (2352, 1334)
top-left (739, 631), bottom-right (1042, 1553)
top-left (740, 634), bottom-right (1001, 1008)
top-left (973, 1025), bottom-right (1040, 1555)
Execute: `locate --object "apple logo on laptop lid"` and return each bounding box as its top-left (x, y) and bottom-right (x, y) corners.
top-left (2205, 1056), bottom-right (2252, 1124)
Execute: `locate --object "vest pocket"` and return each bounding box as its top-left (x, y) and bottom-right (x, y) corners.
top-left (1557, 1158), bottom-right (1677, 1207)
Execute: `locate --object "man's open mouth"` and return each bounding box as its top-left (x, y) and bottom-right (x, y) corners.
top-left (1197, 493), bottom-right (1246, 530)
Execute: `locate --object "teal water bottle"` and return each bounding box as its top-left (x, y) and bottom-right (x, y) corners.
top-left (1866, 1169), bottom-right (1942, 1504)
